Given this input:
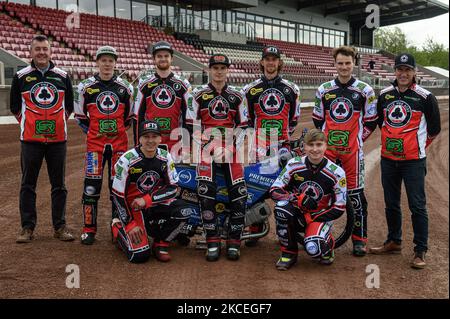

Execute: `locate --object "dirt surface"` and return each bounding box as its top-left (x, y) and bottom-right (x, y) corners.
top-left (0, 105), bottom-right (448, 299)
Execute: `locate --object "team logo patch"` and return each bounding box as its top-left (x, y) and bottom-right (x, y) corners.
top-left (96, 91), bottom-right (119, 115)
top-left (352, 92), bottom-right (360, 100)
top-left (386, 101), bottom-right (412, 128)
top-left (261, 119), bottom-right (283, 137)
top-left (99, 119), bottom-right (118, 134)
top-left (328, 130), bottom-right (350, 147)
top-left (154, 117), bottom-right (171, 131)
top-left (386, 137), bottom-right (404, 153)
top-left (136, 171), bottom-right (160, 193)
top-left (35, 120), bottom-right (56, 135)
top-left (329, 97), bottom-right (353, 123)
top-left (258, 89), bottom-right (285, 115)
top-left (30, 82), bottom-right (59, 109)
top-left (151, 84), bottom-right (176, 109)
top-left (298, 181), bottom-right (324, 201)
top-left (208, 96), bottom-right (230, 119)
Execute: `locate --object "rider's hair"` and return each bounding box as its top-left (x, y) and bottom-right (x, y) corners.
top-left (332, 46), bottom-right (356, 62)
top-left (304, 128), bottom-right (326, 144)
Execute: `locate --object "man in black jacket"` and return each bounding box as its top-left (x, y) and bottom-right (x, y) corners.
top-left (10, 35), bottom-right (74, 243)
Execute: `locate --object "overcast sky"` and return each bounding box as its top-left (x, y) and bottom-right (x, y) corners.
top-left (384, 0), bottom-right (449, 49)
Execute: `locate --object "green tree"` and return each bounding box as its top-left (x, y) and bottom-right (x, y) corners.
top-left (374, 28), bottom-right (449, 70)
top-left (374, 27), bottom-right (409, 55)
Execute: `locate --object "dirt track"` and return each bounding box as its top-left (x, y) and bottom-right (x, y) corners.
top-left (0, 105), bottom-right (448, 299)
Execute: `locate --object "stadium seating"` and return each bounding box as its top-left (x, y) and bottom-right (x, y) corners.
top-left (0, 1), bottom-right (437, 85)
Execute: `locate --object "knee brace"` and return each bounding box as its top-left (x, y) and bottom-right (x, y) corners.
top-left (304, 236), bottom-right (332, 258)
top-left (82, 178), bottom-right (102, 229)
top-left (348, 189), bottom-right (368, 216)
top-left (349, 189), bottom-right (368, 241)
top-left (198, 181), bottom-right (218, 234)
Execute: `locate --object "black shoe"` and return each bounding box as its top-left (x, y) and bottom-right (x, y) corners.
top-left (275, 252), bottom-right (298, 271)
top-left (226, 243), bottom-right (240, 261)
top-left (206, 242), bottom-right (221, 262)
top-left (81, 232), bottom-right (95, 245)
top-left (353, 241), bottom-right (367, 257)
top-left (175, 233), bottom-right (191, 246)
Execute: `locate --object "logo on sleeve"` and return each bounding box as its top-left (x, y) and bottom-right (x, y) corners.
top-left (386, 101), bottom-right (412, 128)
top-left (31, 83), bottom-right (59, 109)
top-left (96, 91), bottom-right (119, 114)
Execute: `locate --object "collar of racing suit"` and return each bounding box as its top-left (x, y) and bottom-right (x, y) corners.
top-left (335, 76), bottom-right (356, 88)
top-left (94, 73), bottom-right (117, 86)
top-left (31, 60), bottom-right (54, 75)
top-left (305, 157), bottom-right (327, 174)
top-left (261, 74), bottom-right (281, 87)
top-left (208, 82), bottom-right (228, 95)
top-left (155, 71), bottom-right (174, 82)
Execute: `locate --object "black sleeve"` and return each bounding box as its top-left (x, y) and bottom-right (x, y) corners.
top-left (376, 95), bottom-right (385, 128)
top-left (65, 76), bottom-right (74, 117)
top-left (10, 74), bottom-right (21, 116)
top-left (246, 95), bottom-right (255, 128)
top-left (424, 94), bottom-right (441, 138)
top-left (313, 118), bottom-right (324, 129)
top-left (136, 88), bottom-right (147, 145)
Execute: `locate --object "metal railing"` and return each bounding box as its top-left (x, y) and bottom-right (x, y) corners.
top-left (143, 14), bottom-right (255, 40)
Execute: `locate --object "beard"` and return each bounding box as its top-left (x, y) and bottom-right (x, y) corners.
top-left (156, 62), bottom-right (170, 71)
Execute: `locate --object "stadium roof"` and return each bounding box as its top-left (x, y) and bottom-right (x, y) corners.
top-left (145, 1), bottom-right (448, 24)
top-left (262, 0), bottom-right (449, 27)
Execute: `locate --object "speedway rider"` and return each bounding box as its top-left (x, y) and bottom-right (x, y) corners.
top-left (313, 46), bottom-right (378, 256)
top-left (241, 45), bottom-right (301, 246)
top-left (111, 120), bottom-right (191, 263)
top-left (134, 41), bottom-right (192, 160)
top-left (186, 54), bottom-right (249, 261)
top-left (75, 46), bottom-right (134, 245)
top-left (270, 129), bottom-right (347, 270)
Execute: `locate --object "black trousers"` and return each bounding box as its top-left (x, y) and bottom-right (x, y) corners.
top-left (20, 142), bottom-right (67, 231)
top-left (381, 158), bottom-right (428, 253)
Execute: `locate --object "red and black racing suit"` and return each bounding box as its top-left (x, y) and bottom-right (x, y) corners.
top-left (313, 77), bottom-right (377, 244)
top-left (241, 75), bottom-right (301, 237)
top-left (134, 72), bottom-right (192, 159)
top-left (270, 156), bottom-right (347, 258)
top-left (75, 74), bottom-right (133, 235)
top-left (186, 83), bottom-right (248, 245)
top-left (111, 147), bottom-right (191, 263)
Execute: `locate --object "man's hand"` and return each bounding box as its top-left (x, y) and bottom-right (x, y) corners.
top-left (296, 193), bottom-right (318, 211)
top-left (128, 226), bottom-right (144, 245)
top-left (131, 197), bottom-right (146, 210)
